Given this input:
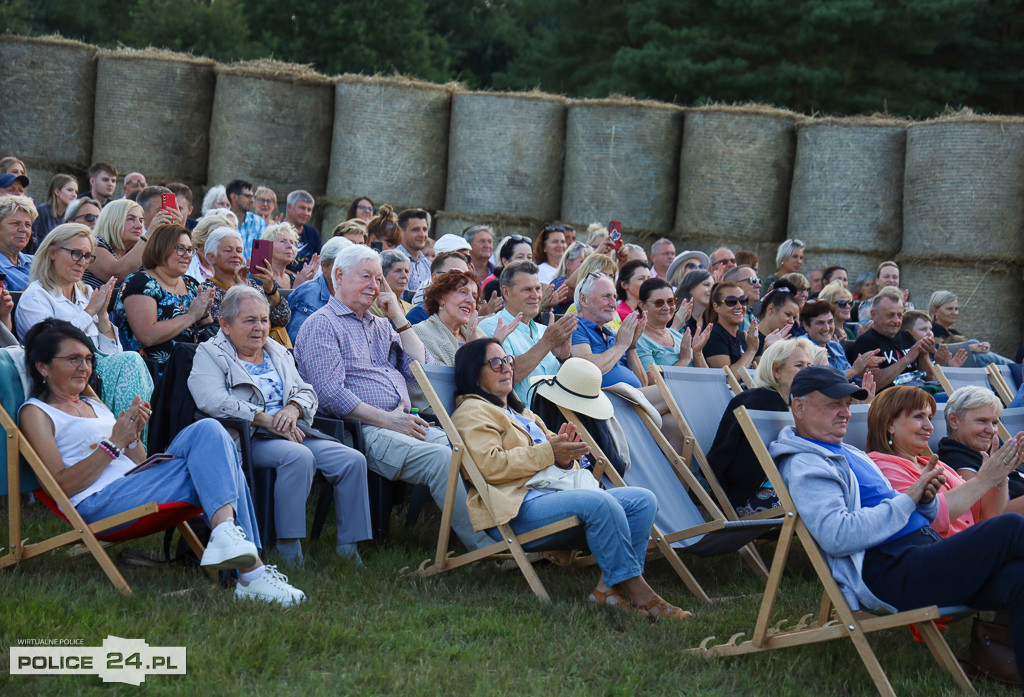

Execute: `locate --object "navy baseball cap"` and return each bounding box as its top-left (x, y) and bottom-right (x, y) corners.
top-left (790, 365), bottom-right (868, 401)
top-left (0, 173), bottom-right (29, 188)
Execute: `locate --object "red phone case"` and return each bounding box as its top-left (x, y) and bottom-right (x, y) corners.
top-left (250, 239), bottom-right (272, 271)
top-left (160, 192), bottom-right (177, 211)
top-left (608, 220), bottom-right (623, 251)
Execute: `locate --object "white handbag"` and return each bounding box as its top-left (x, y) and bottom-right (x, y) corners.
top-left (525, 463), bottom-right (601, 492)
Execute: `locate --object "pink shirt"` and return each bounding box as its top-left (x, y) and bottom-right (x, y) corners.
top-left (616, 300), bottom-right (635, 321)
top-left (869, 451), bottom-right (978, 538)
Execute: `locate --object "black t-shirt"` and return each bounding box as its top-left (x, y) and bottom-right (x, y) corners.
top-left (704, 323), bottom-right (746, 364)
top-left (938, 436), bottom-right (1024, 499)
top-left (706, 388), bottom-right (788, 508)
top-left (853, 328), bottom-right (919, 375)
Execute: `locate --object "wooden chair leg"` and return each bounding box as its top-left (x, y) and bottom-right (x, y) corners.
top-left (177, 521), bottom-right (218, 581)
top-left (915, 621), bottom-right (976, 693)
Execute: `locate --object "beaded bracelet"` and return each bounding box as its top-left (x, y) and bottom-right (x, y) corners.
top-left (99, 439), bottom-right (122, 460)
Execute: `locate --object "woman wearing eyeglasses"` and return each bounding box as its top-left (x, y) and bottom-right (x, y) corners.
top-left (83, 199), bottom-right (147, 293)
top-left (115, 223), bottom-right (214, 367)
top-left (253, 187), bottom-right (278, 226)
top-left (635, 278), bottom-right (712, 370)
top-left (818, 280), bottom-right (857, 341)
top-left (703, 283), bottom-right (760, 370)
top-left (451, 338), bottom-right (692, 620)
top-left (15, 223), bottom-right (153, 418)
top-left (346, 196), bottom-right (376, 222)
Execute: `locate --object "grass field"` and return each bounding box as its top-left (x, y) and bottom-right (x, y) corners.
top-left (0, 498), bottom-right (1016, 697)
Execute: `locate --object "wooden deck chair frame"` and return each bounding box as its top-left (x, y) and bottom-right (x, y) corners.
top-left (0, 404), bottom-right (214, 594)
top-left (727, 364), bottom-right (756, 393)
top-left (411, 361), bottom-right (591, 603)
top-left (690, 405), bottom-right (974, 697)
top-left (647, 364), bottom-right (782, 536)
top-left (563, 390), bottom-right (780, 593)
top-left (986, 364), bottom-right (1016, 408)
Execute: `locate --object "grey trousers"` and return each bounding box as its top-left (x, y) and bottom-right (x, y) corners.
top-left (362, 425), bottom-right (493, 551)
top-left (251, 437), bottom-right (372, 544)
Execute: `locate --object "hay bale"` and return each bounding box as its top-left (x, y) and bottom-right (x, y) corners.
top-left (675, 105), bottom-right (798, 245)
top-left (0, 35), bottom-right (96, 176)
top-left (901, 259), bottom-right (1024, 356)
top-left (445, 91), bottom-right (566, 220)
top-left (93, 48), bottom-right (215, 188)
top-left (788, 116), bottom-right (907, 258)
top-left (207, 60), bottom-right (334, 196)
top-left (328, 74), bottom-right (455, 213)
top-left (561, 98), bottom-right (683, 233)
top-left (903, 112), bottom-right (1024, 260)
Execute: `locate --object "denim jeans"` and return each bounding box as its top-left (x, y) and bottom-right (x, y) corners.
top-left (505, 486), bottom-right (658, 587)
top-left (75, 419), bottom-right (262, 549)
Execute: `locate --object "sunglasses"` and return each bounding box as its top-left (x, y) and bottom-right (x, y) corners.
top-left (711, 258), bottom-right (737, 267)
top-left (72, 213), bottom-right (98, 223)
top-left (484, 355), bottom-right (515, 372)
top-left (683, 262), bottom-right (706, 272)
top-left (741, 277), bottom-right (760, 286)
top-left (647, 297), bottom-right (676, 309)
top-left (718, 296), bottom-right (749, 308)
top-left (835, 299), bottom-right (853, 308)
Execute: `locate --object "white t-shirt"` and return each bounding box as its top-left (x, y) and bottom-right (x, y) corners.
top-left (537, 262), bottom-right (558, 285)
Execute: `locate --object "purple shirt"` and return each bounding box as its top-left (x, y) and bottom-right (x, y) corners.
top-left (294, 295), bottom-right (431, 417)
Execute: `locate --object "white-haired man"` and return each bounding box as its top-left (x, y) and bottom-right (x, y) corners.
top-left (294, 245), bottom-right (491, 552)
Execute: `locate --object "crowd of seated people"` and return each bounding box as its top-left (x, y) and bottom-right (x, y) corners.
top-left (8, 159), bottom-right (1024, 670)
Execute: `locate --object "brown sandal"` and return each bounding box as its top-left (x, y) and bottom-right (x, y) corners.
top-left (636, 595), bottom-right (693, 621)
top-left (588, 587), bottom-right (633, 612)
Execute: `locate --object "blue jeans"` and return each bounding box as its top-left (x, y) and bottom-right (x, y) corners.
top-left (505, 486), bottom-right (657, 587)
top-left (75, 419), bottom-right (262, 549)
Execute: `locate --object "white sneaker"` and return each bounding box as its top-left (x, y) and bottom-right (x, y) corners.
top-left (200, 523), bottom-right (258, 570)
top-left (234, 565), bottom-right (306, 608)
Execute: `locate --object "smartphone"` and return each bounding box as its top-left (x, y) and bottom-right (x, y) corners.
top-left (160, 192), bottom-right (177, 211)
top-left (608, 220), bottom-right (623, 251)
top-left (250, 239), bottom-right (273, 271)
top-left (125, 452), bottom-right (175, 476)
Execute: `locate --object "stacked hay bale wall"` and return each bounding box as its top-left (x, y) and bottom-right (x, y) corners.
top-left (900, 113), bottom-right (1024, 355)
top-left (0, 35), bottom-right (97, 201)
top-left (92, 48), bottom-right (215, 192)
top-left (442, 91), bottom-right (566, 237)
top-left (675, 105), bottom-right (798, 263)
top-left (323, 75), bottom-right (456, 234)
top-left (561, 98), bottom-right (683, 243)
top-left (207, 60), bottom-right (334, 209)
top-left (787, 117), bottom-right (907, 282)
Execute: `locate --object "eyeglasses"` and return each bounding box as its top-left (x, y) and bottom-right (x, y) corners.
top-left (647, 297), bottom-right (676, 309)
top-left (357, 204), bottom-right (375, 213)
top-left (53, 354), bottom-right (94, 369)
top-left (60, 247), bottom-right (97, 264)
top-left (238, 192), bottom-right (254, 199)
top-left (741, 277), bottom-right (760, 286)
top-left (174, 245), bottom-right (196, 257)
top-left (718, 296), bottom-right (749, 308)
top-left (711, 257), bottom-right (737, 267)
top-left (835, 299), bottom-right (853, 308)
top-left (72, 213), bottom-right (98, 223)
top-left (255, 197), bottom-right (275, 206)
top-left (484, 355), bottom-right (515, 372)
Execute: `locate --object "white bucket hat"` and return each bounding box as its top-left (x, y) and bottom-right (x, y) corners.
top-left (529, 357), bottom-right (613, 420)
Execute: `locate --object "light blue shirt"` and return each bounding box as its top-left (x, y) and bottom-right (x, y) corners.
top-left (479, 308), bottom-right (562, 406)
top-left (635, 328), bottom-right (685, 370)
top-left (238, 211), bottom-right (267, 262)
top-left (397, 244), bottom-right (431, 298)
top-left (0, 251), bottom-right (32, 291)
top-left (286, 275), bottom-right (331, 343)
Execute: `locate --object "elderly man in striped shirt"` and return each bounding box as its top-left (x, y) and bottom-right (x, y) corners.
top-left (294, 245), bottom-right (492, 551)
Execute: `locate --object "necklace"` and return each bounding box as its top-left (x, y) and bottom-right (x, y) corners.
top-left (49, 396), bottom-right (85, 417)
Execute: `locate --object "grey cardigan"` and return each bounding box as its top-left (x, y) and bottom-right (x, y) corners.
top-left (189, 330), bottom-right (318, 436)
top-left (769, 425), bottom-right (938, 614)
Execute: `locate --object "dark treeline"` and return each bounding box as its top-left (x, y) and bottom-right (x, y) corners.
top-left (4, 0), bottom-right (1023, 119)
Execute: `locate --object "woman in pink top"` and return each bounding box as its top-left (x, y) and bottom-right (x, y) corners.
top-left (867, 386), bottom-right (1023, 537)
top-left (614, 260), bottom-right (651, 320)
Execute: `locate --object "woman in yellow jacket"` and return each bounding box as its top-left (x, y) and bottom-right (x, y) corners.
top-left (450, 338), bottom-right (691, 620)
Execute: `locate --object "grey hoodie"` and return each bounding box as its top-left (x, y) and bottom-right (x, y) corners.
top-left (769, 425), bottom-right (939, 613)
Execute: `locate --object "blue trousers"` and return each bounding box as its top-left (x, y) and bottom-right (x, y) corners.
top-left (505, 486), bottom-right (657, 587)
top-left (75, 419), bottom-right (262, 549)
top-left (863, 514), bottom-right (1024, 677)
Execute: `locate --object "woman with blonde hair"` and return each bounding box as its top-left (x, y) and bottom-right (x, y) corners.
top-left (332, 218), bottom-right (368, 245)
top-left (15, 223), bottom-right (153, 418)
top-left (258, 223), bottom-right (317, 293)
top-left (253, 186), bottom-right (278, 225)
top-left (31, 173), bottom-right (78, 247)
top-left (82, 199), bottom-right (147, 295)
